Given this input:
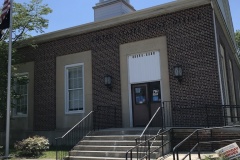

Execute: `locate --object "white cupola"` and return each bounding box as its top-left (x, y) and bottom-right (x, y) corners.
top-left (93, 0), bottom-right (135, 22)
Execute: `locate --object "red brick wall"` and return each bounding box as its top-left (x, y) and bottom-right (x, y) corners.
top-left (17, 4), bottom-right (224, 130)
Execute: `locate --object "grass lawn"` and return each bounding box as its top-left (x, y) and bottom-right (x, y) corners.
top-left (0, 148), bottom-right (56, 159)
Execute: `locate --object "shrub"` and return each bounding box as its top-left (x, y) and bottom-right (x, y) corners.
top-left (14, 135), bottom-right (49, 156)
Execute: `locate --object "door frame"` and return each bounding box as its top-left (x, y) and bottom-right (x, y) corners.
top-left (128, 80), bottom-right (162, 127)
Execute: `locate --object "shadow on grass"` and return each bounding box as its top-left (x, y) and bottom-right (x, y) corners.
top-left (0, 146), bottom-right (69, 159)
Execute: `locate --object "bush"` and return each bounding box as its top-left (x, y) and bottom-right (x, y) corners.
top-left (14, 136), bottom-right (49, 156)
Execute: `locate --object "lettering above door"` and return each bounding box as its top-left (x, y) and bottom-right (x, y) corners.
top-left (128, 51), bottom-right (160, 84)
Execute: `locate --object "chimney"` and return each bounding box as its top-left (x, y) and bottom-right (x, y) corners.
top-left (93, 0), bottom-right (135, 22)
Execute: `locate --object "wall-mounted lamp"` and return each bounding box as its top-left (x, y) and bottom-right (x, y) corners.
top-left (173, 65), bottom-right (183, 82)
top-left (104, 75), bottom-right (112, 90)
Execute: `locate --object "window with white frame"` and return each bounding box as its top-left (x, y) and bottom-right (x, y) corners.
top-left (65, 63), bottom-right (84, 113)
top-left (220, 44), bottom-right (229, 105)
top-left (13, 73), bottom-right (28, 116)
top-left (229, 60), bottom-right (236, 105)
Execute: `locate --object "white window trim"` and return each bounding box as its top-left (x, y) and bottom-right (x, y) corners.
top-left (229, 60), bottom-right (236, 105)
top-left (220, 44), bottom-right (230, 105)
top-left (12, 72), bottom-right (29, 118)
top-left (65, 63), bottom-right (85, 114)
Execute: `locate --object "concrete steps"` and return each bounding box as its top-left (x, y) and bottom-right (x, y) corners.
top-left (68, 128), bottom-right (170, 160)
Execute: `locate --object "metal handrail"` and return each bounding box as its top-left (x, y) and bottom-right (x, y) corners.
top-left (126, 128), bottom-right (173, 160)
top-left (181, 139), bottom-right (240, 160)
top-left (55, 111), bottom-right (94, 160)
top-left (140, 106), bottom-right (163, 138)
top-left (127, 102), bottom-right (166, 160)
top-left (55, 105), bottom-right (117, 160)
top-left (172, 125), bottom-right (240, 160)
top-left (55, 111), bottom-right (93, 140)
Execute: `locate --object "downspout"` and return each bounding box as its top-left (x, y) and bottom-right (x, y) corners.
top-left (211, 1), bottom-right (224, 105)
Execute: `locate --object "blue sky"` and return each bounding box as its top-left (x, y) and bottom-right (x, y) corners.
top-left (14, 0), bottom-right (240, 35)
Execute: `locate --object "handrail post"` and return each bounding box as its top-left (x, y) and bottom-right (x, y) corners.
top-left (145, 135), bottom-right (147, 160)
top-left (205, 105), bottom-right (209, 127)
top-left (114, 106), bottom-right (117, 128)
top-left (54, 111), bottom-right (94, 160)
top-left (135, 138), bottom-right (139, 159)
top-left (137, 146), bottom-right (139, 160)
top-left (162, 105), bottom-right (165, 130)
top-left (161, 102), bottom-right (164, 129)
top-left (164, 105), bottom-right (166, 129)
top-left (171, 129), bottom-right (174, 152)
top-left (148, 140), bottom-right (150, 160)
top-left (197, 143), bottom-right (201, 160)
top-left (130, 150), bottom-right (132, 160)
top-left (177, 150), bottom-right (179, 160)
top-left (162, 131), bottom-right (164, 156)
top-left (223, 106), bottom-right (227, 126)
top-left (97, 106), bottom-right (100, 130)
top-left (55, 139), bottom-right (58, 160)
top-left (210, 129), bottom-right (213, 151)
top-left (197, 130), bottom-right (200, 159)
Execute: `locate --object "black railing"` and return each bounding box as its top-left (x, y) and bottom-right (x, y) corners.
top-left (55, 106), bottom-right (117, 160)
top-left (55, 111), bottom-right (94, 160)
top-left (209, 105), bottom-right (240, 126)
top-left (126, 104), bottom-right (168, 160)
top-left (172, 125), bottom-right (240, 160)
top-left (164, 102), bottom-right (240, 127)
top-left (169, 102), bottom-right (224, 127)
top-left (136, 105), bottom-right (165, 140)
top-left (126, 128), bottom-right (173, 160)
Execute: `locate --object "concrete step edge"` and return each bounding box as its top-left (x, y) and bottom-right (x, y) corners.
top-left (68, 156), bottom-right (125, 159)
top-left (81, 140), bottom-right (163, 142)
top-left (70, 150), bottom-right (159, 153)
top-left (75, 145), bottom-right (160, 147)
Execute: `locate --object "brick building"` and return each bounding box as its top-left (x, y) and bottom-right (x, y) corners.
top-left (2, 0), bottom-right (240, 142)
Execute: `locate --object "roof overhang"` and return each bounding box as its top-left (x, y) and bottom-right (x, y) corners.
top-left (19, 0), bottom-right (211, 47)
top-left (211, 0), bottom-right (240, 67)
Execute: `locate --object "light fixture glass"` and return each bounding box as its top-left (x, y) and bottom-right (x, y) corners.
top-left (104, 75), bottom-right (112, 90)
top-left (173, 65), bottom-right (183, 82)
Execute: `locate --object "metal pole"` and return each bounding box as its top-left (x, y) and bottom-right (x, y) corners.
top-left (5, 0), bottom-right (13, 157)
top-left (205, 105), bottom-right (209, 127)
top-left (197, 131), bottom-right (200, 159)
top-left (55, 139), bottom-right (58, 160)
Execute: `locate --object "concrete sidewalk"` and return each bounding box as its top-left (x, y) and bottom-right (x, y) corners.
top-left (0, 158), bottom-right (55, 160)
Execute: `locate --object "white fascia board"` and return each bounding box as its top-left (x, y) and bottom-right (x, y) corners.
top-left (212, 0), bottom-right (240, 68)
top-left (19, 0), bottom-right (211, 47)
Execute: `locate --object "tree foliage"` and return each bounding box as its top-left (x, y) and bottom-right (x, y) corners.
top-left (0, 0), bottom-right (52, 125)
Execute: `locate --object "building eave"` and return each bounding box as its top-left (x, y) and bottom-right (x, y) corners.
top-left (19, 0), bottom-right (211, 47)
top-left (211, 0), bottom-right (240, 68)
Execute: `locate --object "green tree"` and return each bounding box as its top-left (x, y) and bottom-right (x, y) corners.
top-left (235, 30), bottom-right (240, 57)
top-left (0, 0), bottom-right (52, 129)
